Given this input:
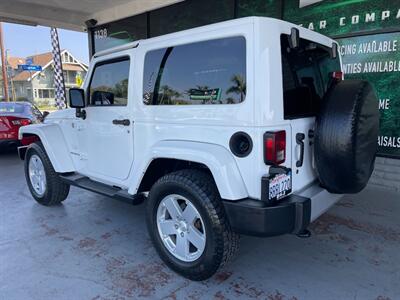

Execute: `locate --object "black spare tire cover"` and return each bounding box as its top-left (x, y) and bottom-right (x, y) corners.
top-left (314, 80), bottom-right (379, 194)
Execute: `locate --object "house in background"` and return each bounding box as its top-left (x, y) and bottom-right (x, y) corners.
top-left (9, 50), bottom-right (87, 106)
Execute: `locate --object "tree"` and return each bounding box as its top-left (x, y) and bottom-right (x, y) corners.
top-left (226, 97), bottom-right (235, 104)
top-left (159, 85), bottom-right (181, 104)
top-left (114, 79), bottom-right (128, 99)
top-left (226, 74), bottom-right (246, 102)
top-left (195, 85), bottom-right (210, 91)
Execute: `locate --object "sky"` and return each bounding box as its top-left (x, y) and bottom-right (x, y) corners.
top-left (3, 23), bottom-right (89, 64)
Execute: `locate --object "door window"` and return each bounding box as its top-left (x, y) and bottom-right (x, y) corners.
top-left (89, 58), bottom-right (130, 106)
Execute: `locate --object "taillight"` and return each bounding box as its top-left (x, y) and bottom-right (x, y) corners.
top-left (332, 71), bottom-right (343, 81)
top-left (11, 118), bottom-right (31, 126)
top-left (264, 131), bottom-right (286, 165)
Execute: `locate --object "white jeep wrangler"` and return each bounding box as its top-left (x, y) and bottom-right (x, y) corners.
top-left (19, 17), bottom-right (379, 280)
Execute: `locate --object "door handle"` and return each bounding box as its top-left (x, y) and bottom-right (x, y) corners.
top-left (296, 133), bottom-right (305, 168)
top-left (112, 119), bottom-right (131, 126)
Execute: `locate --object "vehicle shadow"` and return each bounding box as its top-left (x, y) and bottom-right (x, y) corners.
top-left (0, 146), bottom-right (18, 156)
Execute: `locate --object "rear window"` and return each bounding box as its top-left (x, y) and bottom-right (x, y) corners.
top-left (0, 103), bottom-right (25, 114)
top-left (281, 35), bottom-right (341, 119)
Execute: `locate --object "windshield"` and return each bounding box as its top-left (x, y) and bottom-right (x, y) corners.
top-left (281, 35), bottom-right (341, 119)
top-left (0, 102), bottom-right (26, 114)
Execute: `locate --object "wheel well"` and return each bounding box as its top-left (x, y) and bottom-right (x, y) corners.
top-left (19, 134), bottom-right (41, 160)
top-left (138, 158), bottom-right (215, 193)
top-left (22, 133), bottom-right (40, 138)
top-left (21, 133), bottom-right (41, 144)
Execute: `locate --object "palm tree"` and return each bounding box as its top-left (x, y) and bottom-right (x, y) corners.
top-left (226, 74), bottom-right (246, 102)
top-left (159, 85), bottom-right (181, 104)
top-left (195, 85), bottom-right (210, 91)
top-left (226, 97), bottom-right (236, 104)
top-left (185, 85), bottom-right (213, 104)
top-left (195, 85), bottom-right (211, 104)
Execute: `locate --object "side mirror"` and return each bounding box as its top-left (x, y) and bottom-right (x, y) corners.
top-left (289, 27), bottom-right (300, 49)
top-left (69, 88), bottom-right (86, 119)
top-left (42, 111), bottom-right (50, 119)
top-left (69, 88), bottom-right (86, 108)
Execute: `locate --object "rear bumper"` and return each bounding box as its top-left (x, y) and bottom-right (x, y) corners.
top-left (223, 182), bottom-right (343, 237)
top-left (223, 195), bottom-right (311, 237)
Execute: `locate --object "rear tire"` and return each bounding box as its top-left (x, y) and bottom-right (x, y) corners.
top-left (146, 169), bottom-right (239, 281)
top-left (24, 142), bottom-right (70, 206)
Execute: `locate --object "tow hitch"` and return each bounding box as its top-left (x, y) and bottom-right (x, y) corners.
top-left (296, 229), bottom-right (312, 238)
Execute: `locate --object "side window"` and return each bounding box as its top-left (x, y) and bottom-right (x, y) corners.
top-left (143, 36), bottom-right (246, 105)
top-left (89, 58), bottom-right (130, 106)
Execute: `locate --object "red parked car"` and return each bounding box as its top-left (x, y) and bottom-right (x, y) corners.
top-left (0, 101), bottom-right (48, 149)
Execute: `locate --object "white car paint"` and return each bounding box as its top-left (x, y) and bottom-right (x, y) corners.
top-left (20, 17), bottom-right (343, 220)
top-left (128, 140), bottom-right (248, 200)
top-left (19, 123), bottom-right (75, 172)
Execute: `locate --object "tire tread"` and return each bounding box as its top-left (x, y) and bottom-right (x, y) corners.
top-left (25, 142), bottom-right (69, 205)
top-left (147, 169), bottom-right (239, 280)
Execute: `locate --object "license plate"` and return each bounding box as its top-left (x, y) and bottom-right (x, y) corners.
top-left (268, 171), bottom-right (292, 201)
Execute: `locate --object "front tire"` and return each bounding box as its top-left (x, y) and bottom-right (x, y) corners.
top-left (25, 142), bottom-right (70, 206)
top-left (146, 170), bottom-right (239, 281)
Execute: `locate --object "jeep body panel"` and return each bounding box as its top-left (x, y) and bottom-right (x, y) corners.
top-left (128, 140), bottom-right (248, 200)
top-left (19, 123), bottom-right (75, 172)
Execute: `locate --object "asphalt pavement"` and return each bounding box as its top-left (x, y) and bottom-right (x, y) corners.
top-left (1, 148), bottom-right (399, 300)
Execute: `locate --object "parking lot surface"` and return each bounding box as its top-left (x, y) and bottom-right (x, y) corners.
top-left (1, 149), bottom-right (399, 300)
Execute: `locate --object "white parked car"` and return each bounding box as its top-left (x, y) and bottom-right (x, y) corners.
top-left (19, 17), bottom-right (379, 280)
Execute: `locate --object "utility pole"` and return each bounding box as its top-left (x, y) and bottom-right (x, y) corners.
top-left (6, 49), bottom-right (16, 101)
top-left (0, 22), bottom-right (9, 101)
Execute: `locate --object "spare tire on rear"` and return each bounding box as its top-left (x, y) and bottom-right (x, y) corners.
top-left (314, 80), bottom-right (379, 194)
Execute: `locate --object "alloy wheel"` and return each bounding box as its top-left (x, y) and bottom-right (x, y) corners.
top-left (28, 154), bottom-right (47, 196)
top-left (156, 194), bottom-right (206, 262)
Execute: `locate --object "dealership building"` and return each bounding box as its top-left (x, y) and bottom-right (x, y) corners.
top-left (0, 0), bottom-right (399, 189)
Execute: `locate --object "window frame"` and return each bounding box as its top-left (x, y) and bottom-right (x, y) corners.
top-left (38, 88), bottom-right (52, 99)
top-left (142, 35), bottom-right (247, 106)
top-left (86, 56), bottom-right (131, 107)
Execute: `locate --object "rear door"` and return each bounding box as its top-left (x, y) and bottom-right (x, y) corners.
top-left (280, 35), bottom-right (341, 192)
